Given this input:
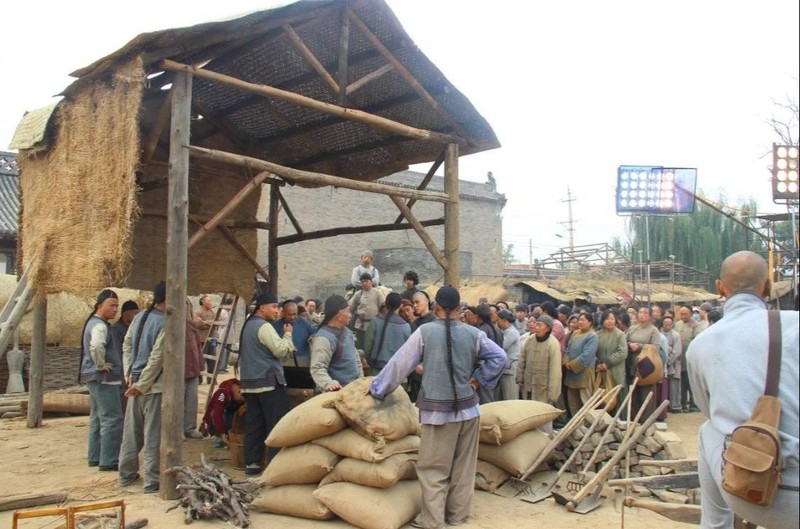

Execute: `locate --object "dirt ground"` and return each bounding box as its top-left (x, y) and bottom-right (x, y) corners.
top-left (0, 381), bottom-right (706, 529)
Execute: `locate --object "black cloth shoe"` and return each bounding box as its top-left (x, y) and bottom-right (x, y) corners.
top-left (88, 460), bottom-right (99, 467)
top-left (244, 464), bottom-right (262, 475)
top-left (99, 464), bottom-right (119, 471)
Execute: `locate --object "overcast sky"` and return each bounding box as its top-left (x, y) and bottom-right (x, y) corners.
top-left (1, 0), bottom-right (798, 263)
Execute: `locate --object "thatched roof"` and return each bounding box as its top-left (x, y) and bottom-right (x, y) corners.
top-left (64, 0), bottom-right (499, 182)
top-left (516, 277), bottom-right (719, 306)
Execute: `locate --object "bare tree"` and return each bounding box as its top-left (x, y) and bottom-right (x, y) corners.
top-left (767, 87), bottom-right (799, 145)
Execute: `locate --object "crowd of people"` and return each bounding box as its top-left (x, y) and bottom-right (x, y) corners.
top-left (75, 249), bottom-right (798, 529)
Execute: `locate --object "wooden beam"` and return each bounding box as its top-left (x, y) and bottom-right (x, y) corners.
top-left (26, 297), bottom-right (46, 429)
top-left (276, 189), bottom-right (303, 235)
top-left (161, 70), bottom-right (191, 501)
top-left (141, 91), bottom-right (172, 165)
top-left (215, 224), bottom-right (270, 283)
top-left (141, 210), bottom-right (271, 231)
top-left (188, 171), bottom-right (271, 249)
top-left (187, 145), bottom-right (451, 203)
top-left (161, 59), bottom-right (465, 146)
top-left (394, 147), bottom-right (446, 224)
top-left (276, 217), bottom-right (444, 246)
top-left (347, 63), bottom-right (393, 95)
top-left (268, 185), bottom-right (280, 295)
top-left (391, 196), bottom-right (448, 271)
top-left (283, 24), bottom-right (339, 97)
top-left (337, 7), bottom-right (350, 106)
top-left (444, 144), bottom-right (460, 287)
top-left (346, 8), bottom-right (471, 143)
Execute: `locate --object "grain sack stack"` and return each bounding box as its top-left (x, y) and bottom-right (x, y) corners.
top-left (552, 409), bottom-right (687, 479)
top-left (474, 400), bottom-right (562, 493)
top-left (250, 377), bottom-right (423, 529)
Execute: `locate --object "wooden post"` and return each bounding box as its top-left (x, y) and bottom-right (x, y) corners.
top-left (26, 297), bottom-right (46, 428)
top-left (160, 70), bottom-right (191, 500)
top-left (444, 144), bottom-right (460, 287)
top-left (268, 184), bottom-right (280, 295)
top-left (337, 7), bottom-right (350, 106)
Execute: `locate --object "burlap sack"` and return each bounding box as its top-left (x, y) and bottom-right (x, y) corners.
top-left (479, 400), bottom-right (562, 445)
top-left (266, 391), bottom-right (347, 447)
top-left (312, 429), bottom-right (420, 463)
top-left (319, 453), bottom-right (417, 488)
top-left (475, 459), bottom-right (511, 493)
top-left (333, 377), bottom-right (421, 447)
top-left (260, 444), bottom-right (340, 486)
top-left (249, 484), bottom-right (335, 520)
top-left (313, 480), bottom-right (422, 529)
top-left (477, 429), bottom-right (551, 476)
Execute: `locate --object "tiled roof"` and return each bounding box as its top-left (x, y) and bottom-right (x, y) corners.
top-left (0, 152), bottom-right (19, 238)
top-left (379, 170), bottom-right (507, 205)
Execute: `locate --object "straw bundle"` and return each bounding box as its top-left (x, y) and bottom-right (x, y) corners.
top-left (19, 57), bottom-right (143, 296)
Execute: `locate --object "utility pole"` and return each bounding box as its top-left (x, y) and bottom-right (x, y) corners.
top-left (560, 186), bottom-right (576, 254)
top-left (529, 238), bottom-right (533, 269)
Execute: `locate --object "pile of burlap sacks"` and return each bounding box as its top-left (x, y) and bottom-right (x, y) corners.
top-left (250, 377), bottom-right (423, 529)
top-left (250, 380), bottom-right (563, 527)
top-left (474, 400), bottom-right (563, 493)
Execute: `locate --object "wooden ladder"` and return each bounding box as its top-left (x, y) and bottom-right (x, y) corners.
top-left (201, 295), bottom-right (239, 412)
top-left (0, 260), bottom-right (37, 362)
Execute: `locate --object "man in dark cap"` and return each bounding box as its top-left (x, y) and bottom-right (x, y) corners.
top-left (310, 294), bottom-right (363, 392)
top-left (111, 300), bottom-right (139, 350)
top-left (238, 293), bottom-right (295, 475)
top-left (369, 286), bottom-right (506, 529)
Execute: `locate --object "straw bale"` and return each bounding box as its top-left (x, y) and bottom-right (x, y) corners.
top-left (19, 57), bottom-right (143, 296)
top-left (0, 274), bottom-right (148, 346)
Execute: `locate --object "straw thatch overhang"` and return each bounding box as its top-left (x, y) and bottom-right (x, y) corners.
top-left (13, 0), bottom-right (499, 298)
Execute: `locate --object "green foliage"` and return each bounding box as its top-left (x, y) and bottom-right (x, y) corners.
top-left (503, 243), bottom-right (517, 264)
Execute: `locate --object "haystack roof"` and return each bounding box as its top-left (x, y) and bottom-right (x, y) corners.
top-left (60, 0), bottom-right (499, 182)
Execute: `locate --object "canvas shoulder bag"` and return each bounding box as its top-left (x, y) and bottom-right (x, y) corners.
top-left (634, 342), bottom-right (663, 386)
top-left (721, 310), bottom-right (783, 506)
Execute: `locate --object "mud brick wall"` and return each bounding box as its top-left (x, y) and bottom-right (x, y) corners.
top-left (0, 346), bottom-right (82, 393)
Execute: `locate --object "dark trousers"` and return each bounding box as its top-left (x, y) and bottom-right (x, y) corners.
top-left (680, 369), bottom-right (694, 409)
top-left (244, 387), bottom-right (290, 467)
top-left (632, 384), bottom-right (657, 423)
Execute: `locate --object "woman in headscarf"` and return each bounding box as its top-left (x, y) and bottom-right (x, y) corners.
top-left (563, 312), bottom-right (598, 416)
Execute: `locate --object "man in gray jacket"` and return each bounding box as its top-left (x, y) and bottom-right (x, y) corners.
top-left (687, 251), bottom-right (799, 529)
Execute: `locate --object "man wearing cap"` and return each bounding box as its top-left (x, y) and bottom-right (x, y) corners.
top-left (350, 250), bottom-right (380, 287)
top-left (111, 300), bottom-right (139, 353)
top-left (349, 273), bottom-right (384, 349)
top-left (80, 289), bottom-right (123, 472)
top-left (119, 281), bottom-right (167, 493)
top-left (238, 293), bottom-right (295, 475)
top-left (496, 309), bottom-right (521, 401)
top-left (310, 294), bottom-right (363, 392)
top-left (369, 287), bottom-right (506, 529)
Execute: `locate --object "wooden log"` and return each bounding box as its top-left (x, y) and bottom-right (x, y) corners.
top-left (275, 188), bottom-right (303, 235)
top-left (336, 7), bottom-right (350, 106)
top-left (608, 472), bottom-right (700, 489)
top-left (444, 144), bottom-right (460, 287)
top-left (215, 224), bottom-right (271, 283)
top-left (0, 405), bottom-right (22, 414)
top-left (161, 59), bottom-right (464, 146)
top-left (275, 217), bottom-right (444, 246)
top-left (394, 148), bottom-right (446, 224)
top-left (347, 63), bottom-right (393, 95)
top-left (390, 196), bottom-right (447, 271)
top-left (282, 24), bottom-right (339, 96)
top-left (187, 145), bottom-right (452, 203)
top-left (268, 184), bottom-right (280, 296)
top-left (623, 496), bottom-right (701, 524)
top-left (141, 91), bottom-right (172, 165)
top-left (2, 412), bottom-right (24, 419)
top-left (161, 69), bottom-right (191, 501)
top-left (651, 489), bottom-right (690, 504)
top-left (0, 491), bottom-right (68, 512)
top-left (26, 298), bottom-right (46, 428)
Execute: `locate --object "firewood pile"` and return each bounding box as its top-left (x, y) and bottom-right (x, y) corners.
top-left (552, 409), bottom-right (687, 479)
top-left (168, 454), bottom-right (259, 527)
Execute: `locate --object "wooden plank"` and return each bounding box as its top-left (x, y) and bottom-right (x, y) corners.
top-left (188, 171), bottom-right (271, 249)
top-left (347, 64), bottom-right (393, 95)
top-left (283, 23), bottom-right (339, 96)
top-left (141, 209), bottom-right (271, 231)
top-left (26, 297), bottom-right (46, 428)
top-left (639, 459), bottom-right (698, 472)
top-left (276, 218), bottom-right (444, 246)
top-left (161, 70), bottom-right (191, 501)
top-left (337, 7), bottom-right (350, 106)
top-left (609, 472), bottom-right (700, 489)
top-left (187, 145), bottom-right (451, 203)
top-left (268, 185), bottom-right (280, 295)
top-left (276, 188), bottom-right (303, 235)
top-left (393, 147), bottom-right (445, 224)
top-left (216, 224), bottom-right (270, 283)
top-left (391, 196), bottom-right (447, 271)
top-left (0, 491), bottom-right (67, 512)
top-left (444, 144), bottom-right (460, 287)
top-left (161, 59), bottom-right (465, 146)
top-left (624, 497), bottom-right (701, 524)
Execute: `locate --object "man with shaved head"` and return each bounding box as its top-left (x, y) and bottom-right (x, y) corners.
top-left (687, 251), bottom-right (799, 528)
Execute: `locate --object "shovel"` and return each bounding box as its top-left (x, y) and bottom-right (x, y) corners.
top-left (553, 399), bottom-right (669, 514)
top-left (520, 384), bottom-right (622, 503)
top-left (493, 388), bottom-right (605, 498)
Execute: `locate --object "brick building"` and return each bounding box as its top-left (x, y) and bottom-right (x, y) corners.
top-left (259, 169), bottom-right (507, 299)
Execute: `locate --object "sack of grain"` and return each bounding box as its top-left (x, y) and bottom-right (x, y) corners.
top-left (475, 459), bottom-right (511, 493)
top-left (333, 377), bottom-right (421, 446)
top-left (479, 400), bottom-right (562, 445)
top-left (477, 429), bottom-right (551, 476)
top-left (266, 391), bottom-right (346, 447)
top-left (260, 444), bottom-right (340, 486)
top-left (319, 453), bottom-right (417, 488)
top-left (313, 480), bottom-right (422, 529)
top-left (249, 484), bottom-right (335, 520)
top-left (313, 429), bottom-right (420, 463)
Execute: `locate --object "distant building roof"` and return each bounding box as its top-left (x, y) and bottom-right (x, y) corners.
top-left (378, 170), bottom-right (507, 205)
top-left (0, 152), bottom-right (19, 238)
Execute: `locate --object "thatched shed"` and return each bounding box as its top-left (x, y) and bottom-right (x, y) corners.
top-left (9, 0), bottom-right (499, 496)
